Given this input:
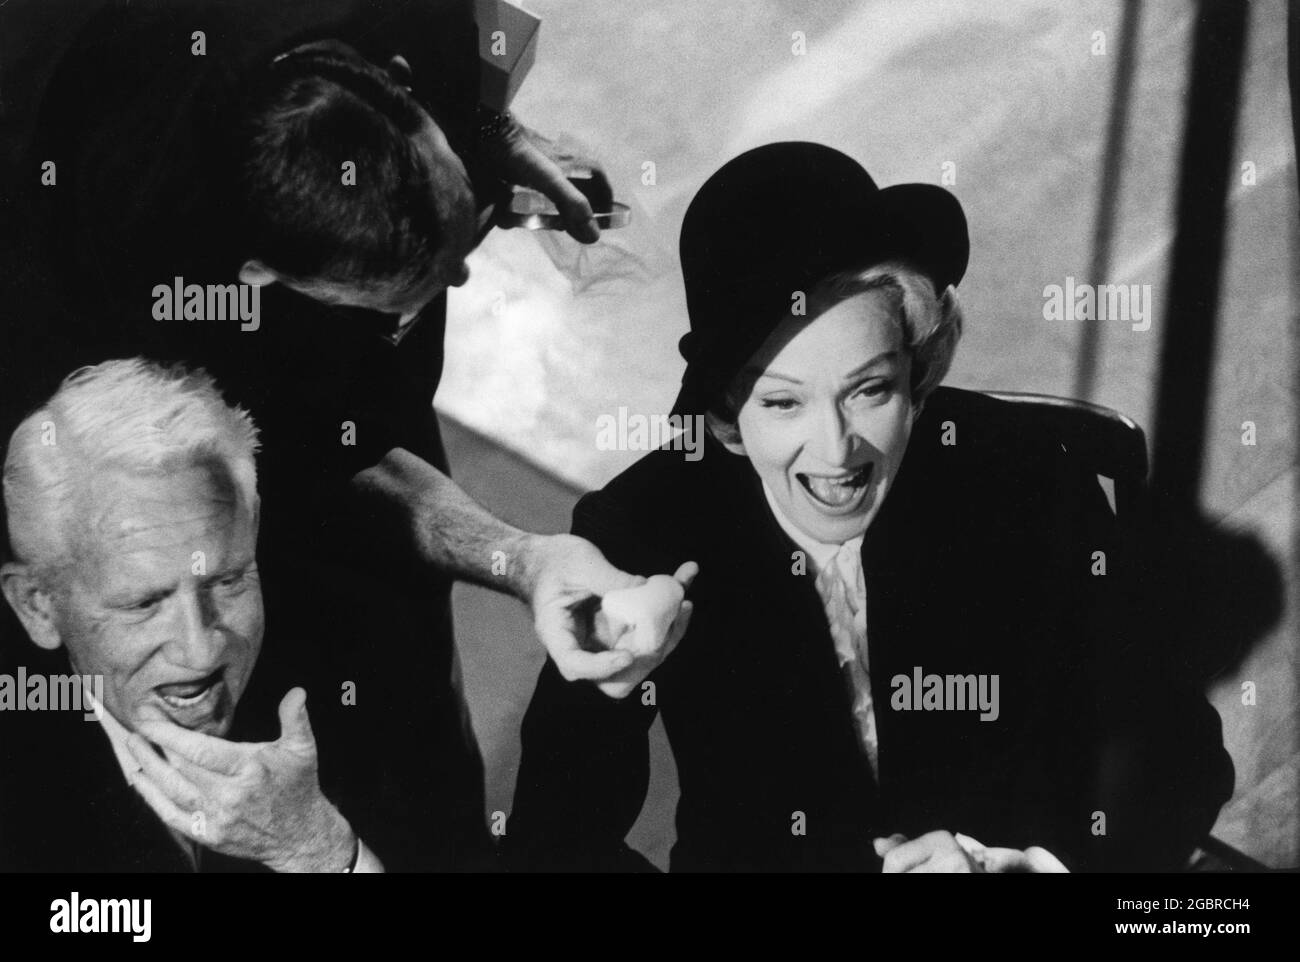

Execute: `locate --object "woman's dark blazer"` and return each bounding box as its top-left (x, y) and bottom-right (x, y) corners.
top-left (507, 387), bottom-right (1234, 872)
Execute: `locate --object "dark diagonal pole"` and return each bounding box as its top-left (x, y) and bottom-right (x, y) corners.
top-left (1074, 0), bottom-right (1143, 403)
top-left (1149, 0), bottom-right (1249, 520)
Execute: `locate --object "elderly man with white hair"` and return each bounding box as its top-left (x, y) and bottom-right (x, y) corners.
top-left (0, 358), bottom-right (381, 872)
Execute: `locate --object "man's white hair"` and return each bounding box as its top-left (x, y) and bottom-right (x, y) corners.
top-left (3, 358), bottom-right (260, 575)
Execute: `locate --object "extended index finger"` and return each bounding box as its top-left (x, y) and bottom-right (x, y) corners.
top-left (671, 561), bottom-right (700, 590)
top-left (510, 141), bottom-right (599, 243)
top-left (136, 719), bottom-right (249, 776)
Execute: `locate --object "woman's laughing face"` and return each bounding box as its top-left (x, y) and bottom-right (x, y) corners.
top-left (726, 289), bottom-right (916, 544)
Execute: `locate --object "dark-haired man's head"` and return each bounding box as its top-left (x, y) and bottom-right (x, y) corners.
top-left (235, 42), bottom-right (478, 317)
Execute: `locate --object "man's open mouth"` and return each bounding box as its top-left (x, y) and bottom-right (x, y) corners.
top-left (797, 464), bottom-right (874, 511)
top-left (154, 670), bottom-right (224, 714)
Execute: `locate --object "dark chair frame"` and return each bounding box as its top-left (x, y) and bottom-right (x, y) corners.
top-left (978, 390), bottom-right (1266, 872)
top-left (981, 391), bottom-right (1149, 519)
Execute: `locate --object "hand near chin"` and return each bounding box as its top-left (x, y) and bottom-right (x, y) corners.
top-left (126, 688), bottom-right (355, 872)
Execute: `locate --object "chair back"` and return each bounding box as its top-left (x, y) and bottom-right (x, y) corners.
top-left (980, 391), bottom-right (1149, 520)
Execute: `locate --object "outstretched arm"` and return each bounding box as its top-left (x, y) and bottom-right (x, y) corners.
top-left (354, 447), bottom-right (693, 683)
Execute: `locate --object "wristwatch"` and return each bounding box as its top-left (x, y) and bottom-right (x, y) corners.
top-left (478, 104), bottom-right (520, 145)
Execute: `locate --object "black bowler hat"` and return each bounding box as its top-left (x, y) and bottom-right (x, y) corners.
top-left (671, 142), bottom-right (968, 416)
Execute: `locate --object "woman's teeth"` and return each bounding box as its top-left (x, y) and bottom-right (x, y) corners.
top-left (799, 467), bottom-right (871, 507)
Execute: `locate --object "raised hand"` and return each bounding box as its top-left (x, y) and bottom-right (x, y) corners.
top-left (127, 688), bottom-right (356, 873)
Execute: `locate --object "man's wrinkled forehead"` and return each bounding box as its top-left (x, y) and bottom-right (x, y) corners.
top-left (73, 464), bottom-right (250, 564)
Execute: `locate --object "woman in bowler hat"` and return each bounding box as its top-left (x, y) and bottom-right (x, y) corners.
top-left (506, 143), bottom-right (1233, 873)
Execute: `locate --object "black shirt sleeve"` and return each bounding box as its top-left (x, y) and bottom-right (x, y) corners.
top-left (505, 490), bottom-right (672, 873)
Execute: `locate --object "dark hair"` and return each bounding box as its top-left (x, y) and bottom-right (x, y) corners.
top-left (236, 41), bottom-right (442, 293)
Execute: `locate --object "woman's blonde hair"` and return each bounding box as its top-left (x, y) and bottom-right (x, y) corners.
top-left (706, 260), bottom-right (963, 443)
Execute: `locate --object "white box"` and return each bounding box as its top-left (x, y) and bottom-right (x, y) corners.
top-left (475, 0), bottom-right (541, 111)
